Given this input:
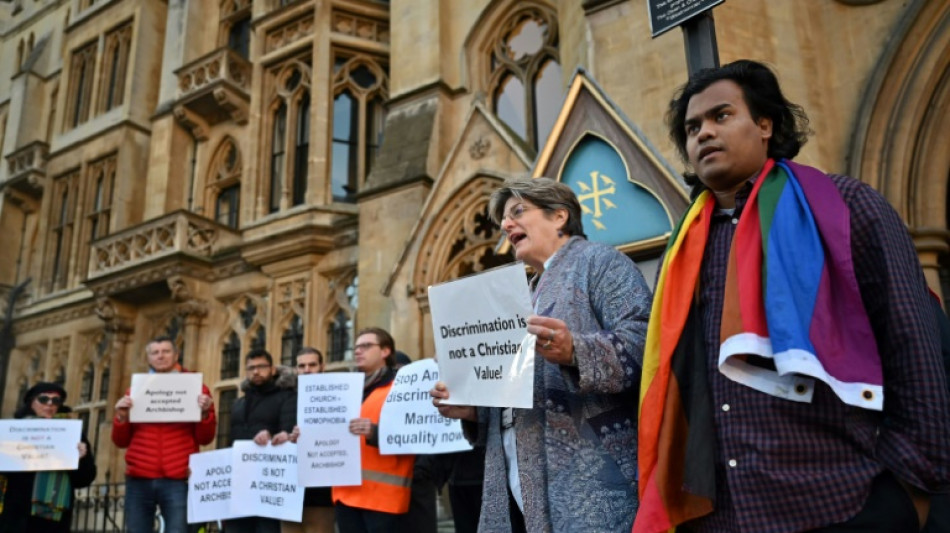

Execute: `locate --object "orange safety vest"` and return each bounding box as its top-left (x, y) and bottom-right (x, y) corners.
top-left (332, 381), bottom-right (415, 514)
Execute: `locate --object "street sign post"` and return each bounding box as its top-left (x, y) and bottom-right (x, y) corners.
top-left (648, 0), bottom-right (723, 75)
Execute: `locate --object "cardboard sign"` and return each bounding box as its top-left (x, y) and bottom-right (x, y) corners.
top-left (379, 359), bottom-right (473, 454)
top-left (429, 263), bottom-right (535, 408)
top-left (187, 448), bottom-right (247, 523)
top-left (230, 441), bottom-right (304, 522)
top-left (129, 373), bottom-right (203, 423)
top-left (0, 419), bottom-right (82, 471)
top-left (296, 373), bottom-right (363, 487)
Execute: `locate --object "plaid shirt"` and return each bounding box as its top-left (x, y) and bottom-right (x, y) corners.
top-left (686, 173), bottom-right (950, 533)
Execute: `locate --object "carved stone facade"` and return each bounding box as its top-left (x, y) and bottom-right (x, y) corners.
top-left (0, 0), bottom-right (947, 487)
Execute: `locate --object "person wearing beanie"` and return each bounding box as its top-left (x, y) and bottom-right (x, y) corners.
top-left (0, 382), bottom-right (97, 532)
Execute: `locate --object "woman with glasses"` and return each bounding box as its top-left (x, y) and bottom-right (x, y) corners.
top-left (0, 382), bottom-right (97, 533)
top-left (431, 177), bottom-right (650, 532)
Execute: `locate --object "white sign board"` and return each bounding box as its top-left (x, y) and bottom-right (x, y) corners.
top-left (187, 448), bottom-right (247, 523)
top-left (0, 419), bottom-right (82, 471)
top-left (129, 373), bottom-right (203, 423)
top-left (231, 441), bottom-right (304, 522)
top-left (296, 373), bottom-right (363, 487)
top-left (379, 359), bottom-right (473, 454)
top-left (429, 263), bottom-right (535, 408)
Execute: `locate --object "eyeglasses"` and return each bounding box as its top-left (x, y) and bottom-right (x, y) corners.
top-left (501, 204), bottom-right (540, 223)
top-left (36, 395), bottom-right (63, 406)
top-left (246, 363), bottom-right (272, 372)
top-left (353, 342), bottom-right (380, 352)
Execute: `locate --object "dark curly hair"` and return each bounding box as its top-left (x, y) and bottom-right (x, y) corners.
top-left (666, 60), bottom-right (811, 193)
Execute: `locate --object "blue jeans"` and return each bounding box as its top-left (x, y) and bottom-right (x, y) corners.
top-left (125, 477), bottom-right (188, 533)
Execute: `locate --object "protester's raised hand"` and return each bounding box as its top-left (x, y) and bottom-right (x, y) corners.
top-left (114, 396), bottom-right (132, 423)
top-left (197, 394), bottom-right (213, 415)
top-left (430, 381), bottom-right (477, 421)
top-left (253, 429), bottom-right (272, 445)
top-left (527, 315), bottom-right (575, 366)
top-left (349, 417), bottom-right (373, 436)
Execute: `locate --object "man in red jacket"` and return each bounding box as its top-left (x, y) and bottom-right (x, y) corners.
top-left (111, 336), bottom-right (216, 533)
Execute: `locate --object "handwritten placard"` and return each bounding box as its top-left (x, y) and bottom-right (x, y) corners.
top-left (231, 441), bottom-right (304, 522)
top-left (429, 263), bottom-right (535, 408)
top-left (187, 448), bottom-right (247, 523)
top-left (379, 359), bottom-right (473, 454)
top-left (296, 373), bottom-right (363, 487)
top-left (0, 419), bottom-right (82, 471)
top-left (129, 373), bottom-right (202, 423)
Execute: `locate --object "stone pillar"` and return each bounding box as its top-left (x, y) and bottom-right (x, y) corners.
top-left (95, 297), bottom-right (135, 481)
top-left (168, 276), bottom-right (208, 371)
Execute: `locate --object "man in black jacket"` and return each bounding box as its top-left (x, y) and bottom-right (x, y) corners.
top-left (225, 349), bottom-right (296, 533)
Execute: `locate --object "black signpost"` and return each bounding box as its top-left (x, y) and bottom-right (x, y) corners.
top-left (648, 0), bottom-right (723, 75)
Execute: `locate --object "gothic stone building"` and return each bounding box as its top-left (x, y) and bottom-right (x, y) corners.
top-left (0, 0), bottom-right (947, 483)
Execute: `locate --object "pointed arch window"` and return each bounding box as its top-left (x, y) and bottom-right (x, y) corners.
top-left (267, 62), bottom-right (311, 212)
top-left (99, 21), bottom-right (132, 112)
top-left (488, 7), bottom-right (563, 154)
top-left (331, 55), bottom-right (388, 203)
top-left (66, 41), bottom-right (97, 129)
top-left (270, 102), bottom-right (287, 213)
top-left (240, 298), bottom-right (267, 351)
top-left (209, 138), bottom-right (242, 228)
top-left (87, 154), bottom-right (116, 242)
top-left (280, 315), bottom-right (304, 367)
top-left (327, 275), bottom-right (358, 363)
top-left (221, 330), bottom-right (241, 379)
top-left (221, 294), bottom-right (267, 381)
top-left (220, 0), bottom-right (252, 60)
top-left (47, 171), bottom-right (79, 293)
top-left (80, 363), bottom-right (95, 403)
top-left (216, 388), bottom-right (238, 448)
top-left (293, 93), bottom-right (310, 207)
top-left (99, 366), bottom-right (110, 401)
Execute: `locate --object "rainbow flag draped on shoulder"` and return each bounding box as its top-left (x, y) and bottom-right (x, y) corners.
top-left (634, 159), bottom-right (883, 533)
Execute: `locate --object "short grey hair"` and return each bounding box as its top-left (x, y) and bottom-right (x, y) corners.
top-left (488, 177), bottom-right (586, 239)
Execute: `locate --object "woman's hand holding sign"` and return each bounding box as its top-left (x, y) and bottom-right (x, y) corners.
top-left (526, 315), bottom-right (575, 366)
top-left (430, 382), bottom-right (477, 422)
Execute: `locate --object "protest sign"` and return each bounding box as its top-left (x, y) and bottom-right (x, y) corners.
top-left (129, 373), bottom-right (202, 423)
top-left (231, 441), bottom-right (304, 522)
top-left (0, 419), bottom-right (82, 471)
top-left (187, 448), bottom-right (247, 523)
top-left (379, 359), bottom-right (473, 454)
top-left (296, 372), bottom-right (363, 487)
top-left (428, 262), bottom-right (535, 408)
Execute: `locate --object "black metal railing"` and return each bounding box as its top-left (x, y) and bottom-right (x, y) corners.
top-left (70, 474), bottom-right (221, 533)
top-left (71, 478), bottom-right (125, 533)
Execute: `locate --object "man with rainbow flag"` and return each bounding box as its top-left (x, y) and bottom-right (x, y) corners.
top-left (635, 60), bottom-right (950, 533)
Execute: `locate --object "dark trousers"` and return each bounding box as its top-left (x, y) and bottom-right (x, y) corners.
top-left (808, 472), bottom-right (919, 532)
top-left (922, 493), bottom-right (950, 533)
top-left (399, 477), bottom-right (437, 533)
top-left (449, 483), bottom-right (482, 533)
top-left (335, 502), bottom-right (402, 533)
top-left (508, 489), bottom-right (526, 533)
top-left (223, 517), bottom-right (281, 533)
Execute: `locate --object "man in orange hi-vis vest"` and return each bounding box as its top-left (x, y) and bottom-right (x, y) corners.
top-left (332, 327), bottom-right (415, 533)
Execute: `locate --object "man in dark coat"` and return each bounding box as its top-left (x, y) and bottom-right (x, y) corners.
top-left (224, 348), bottom-right (296, 533)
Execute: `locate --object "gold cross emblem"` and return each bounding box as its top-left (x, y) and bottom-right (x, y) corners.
top-left (576, 171), bottom-right (617, 230)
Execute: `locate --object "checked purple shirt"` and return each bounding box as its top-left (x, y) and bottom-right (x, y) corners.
top-left (685, 172), bottom-right (950, 533)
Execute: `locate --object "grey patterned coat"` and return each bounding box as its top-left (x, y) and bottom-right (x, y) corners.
top-left (467, 237), bottom-right (650, 532)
